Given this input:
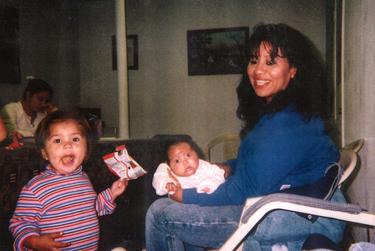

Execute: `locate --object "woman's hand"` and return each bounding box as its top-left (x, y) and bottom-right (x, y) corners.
top-left (166, 168), bottom-right (183, 201)
top-left (110, 179), bottom-right (128, 200)
top-left (168, 182), bottom-right (183, 202)
top-left (165, 182), bottom-right (177, 194)
top-left (24, 232), bottom-right (70, 251)
top-left (44, 102), bottom-right (58, 114)
top-left (216, 163), bottom-right (232, 178)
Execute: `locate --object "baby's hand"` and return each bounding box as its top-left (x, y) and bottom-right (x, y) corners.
top-left (24, 232), bottom-right (70, 250)
top-left (200, 187), bottom-right (211, 193)
top-left (111, 179), bottom-right (128, 200)
top-left (167, 168), bottom-right (179, 183)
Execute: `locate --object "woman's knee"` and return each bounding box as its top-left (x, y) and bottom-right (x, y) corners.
top-left (146, 198), bottom-right (172, 224)
top-left (252, 210), bottom-right (310, 241)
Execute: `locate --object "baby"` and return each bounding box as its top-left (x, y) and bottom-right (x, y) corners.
top-left (9, 110), bottom-right (127, 251)
top-left (152, 139), bottom-right (225, 196)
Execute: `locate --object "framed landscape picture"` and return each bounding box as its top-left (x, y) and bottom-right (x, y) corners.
top-left (187, 26), bottom-right (249, 75)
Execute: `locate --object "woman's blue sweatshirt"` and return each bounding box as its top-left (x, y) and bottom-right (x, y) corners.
top-left (183, 105), bottom-right (339, 206)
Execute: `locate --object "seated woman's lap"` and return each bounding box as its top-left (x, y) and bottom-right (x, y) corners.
top-left (146, 197), bottom-right (243, 250)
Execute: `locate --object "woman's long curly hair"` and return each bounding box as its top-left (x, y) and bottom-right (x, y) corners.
top-left (236, 23), bottom-right (326, 139)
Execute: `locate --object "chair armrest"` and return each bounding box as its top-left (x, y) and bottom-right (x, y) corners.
top-left (241, 193), bottom-right (363, 223)
top-left (219, 193), bottom-right (375, 251)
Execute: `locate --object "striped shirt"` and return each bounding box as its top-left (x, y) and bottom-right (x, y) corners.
top-left (9, 166), bottom-right (116, 251)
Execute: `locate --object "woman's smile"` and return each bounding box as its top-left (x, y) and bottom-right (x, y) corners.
top-left (247, 42), bottom-right (296, 102)
top-left (253, 79), bottom-right (270, 87)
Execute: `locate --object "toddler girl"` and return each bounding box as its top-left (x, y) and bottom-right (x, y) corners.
top-left (9, 110), bottom-right (127, 250)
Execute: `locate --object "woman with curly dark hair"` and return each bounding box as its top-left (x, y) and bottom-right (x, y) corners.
top-left (145, 23), bottom-right (345, 250)
top-left (236, 23), bottom-right (326, 139)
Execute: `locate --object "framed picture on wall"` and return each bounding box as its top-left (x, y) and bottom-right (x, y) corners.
top-left (0, 7), bottom-right (21, 83)
top-left (112, 34), bottom-right (138, 70)
top-left (187, 27), bottom-right (249, 75)
top-left (127, 34), bottom-right (138, 70)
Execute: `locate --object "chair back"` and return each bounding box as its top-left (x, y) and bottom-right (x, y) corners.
top-left (338, 149), bottom-right (358, 186)
top-left (205, 133), bottom-right (240, 162)
top-left (342, 138), bottom-right (365, 153)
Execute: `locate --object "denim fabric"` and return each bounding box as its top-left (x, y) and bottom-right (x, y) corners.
top-left (145, 198), bottom-right (242, 250)
top-left (145, 190), bottom-right (346, 251)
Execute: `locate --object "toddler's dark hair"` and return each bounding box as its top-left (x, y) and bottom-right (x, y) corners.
top-left (35, 110), bottom-right (93, 159)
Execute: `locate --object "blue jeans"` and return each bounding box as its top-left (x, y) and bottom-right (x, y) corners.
top-left (145, 190), bottom-right (346, 251)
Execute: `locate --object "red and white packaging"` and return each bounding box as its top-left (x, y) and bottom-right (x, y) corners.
top-left (102, 145), bottom-right (147, 180)
top-left (5, 131), bottom-right (24, 150)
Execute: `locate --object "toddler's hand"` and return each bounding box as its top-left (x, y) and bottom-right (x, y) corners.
top-left (111, 179), bottom-right (128, 200)
top-left (24, 232), bottom-right (70, 251)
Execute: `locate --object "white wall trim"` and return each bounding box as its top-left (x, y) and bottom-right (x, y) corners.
top-left (340, 0), bottom-right (346, 147)
top-left (115, 0), bottom-right (129, 139)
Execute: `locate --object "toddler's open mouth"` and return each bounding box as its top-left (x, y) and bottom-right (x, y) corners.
top-left (62, 155), bottom-right (74, 165)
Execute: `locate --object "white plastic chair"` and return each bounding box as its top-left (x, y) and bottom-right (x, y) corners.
top-left (338, 148), bottom-right (358, 187)
top-left (205, 133), bottom-right (240, 163)
top-left (219, 193), bottom-right (375, 250)
top-left (342, 138), bottom-right (365, 153)
top-left (218, 149), bottom-right (367, 250)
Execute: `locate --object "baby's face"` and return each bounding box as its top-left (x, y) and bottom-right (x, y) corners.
top-left (168, 142), bottom-right (199, 177)
top-left (41, 120), bottom-right (87, 175)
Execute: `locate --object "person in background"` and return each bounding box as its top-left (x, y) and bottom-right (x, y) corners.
top-left (152, 138), bottom-right (225, 196)
top-left (145, 23), bottom-right (346, 250)
top-left (1, 78), bottom-right (56, 139)
top-left (9, 110), bottom-right (127, 250)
